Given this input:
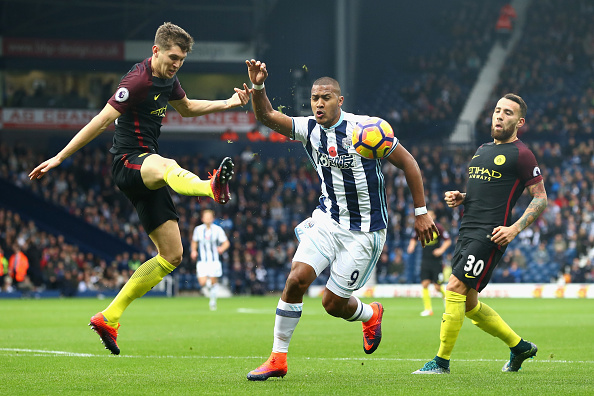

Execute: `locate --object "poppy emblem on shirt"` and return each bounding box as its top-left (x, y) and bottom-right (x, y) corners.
top-left (328, 146), bottom-right (337, 157)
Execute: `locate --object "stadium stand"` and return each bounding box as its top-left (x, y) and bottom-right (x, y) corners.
top-left (1, 133), bottom-right (593, 297)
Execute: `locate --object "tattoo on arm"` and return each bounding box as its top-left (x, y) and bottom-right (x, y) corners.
top-left (515, 182), bottom-right (547, 232)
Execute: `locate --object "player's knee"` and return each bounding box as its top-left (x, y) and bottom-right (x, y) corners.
top-left (162, 251), bottom-right (183, 267)
top-left (285, 273), bottom-right (309, 295)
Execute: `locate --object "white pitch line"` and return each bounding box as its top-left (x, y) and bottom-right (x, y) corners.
top-left (0, 348), bottom-right (97, 357)
top-left (1, 348), bottom-right (593, 364)
top-left (236, 308), bottom-right (274, 314)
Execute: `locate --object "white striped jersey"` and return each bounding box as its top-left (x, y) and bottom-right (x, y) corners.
top-left (191, 223), bottom-right (228, 263)
top-left (291, 110), bottom-right (399, 232)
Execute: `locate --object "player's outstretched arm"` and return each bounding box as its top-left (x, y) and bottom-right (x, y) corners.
top-left (169, 84), bottom-right (251, 117)
top-left (245, 59), bottom-right (293, 137)
top-left (29, 103), bottom-right (121, 180)
top-left (491, 181), bottom-right (547, 246)
top-left (387, 143), bottom-right (439, 246)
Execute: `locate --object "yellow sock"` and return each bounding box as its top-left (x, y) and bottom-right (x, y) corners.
top-left (465, 301), bottom-right (521, 347)
top-left (422, 288), bottom-right (432, 311)
top-left (163, 164), bottom-right (213, 198)
top-left (439, 284), bottom-right (446, 297)
top-left (102, 255), bottom-right (176, 324)
top-left (437, 290), bottom-right (466, 360)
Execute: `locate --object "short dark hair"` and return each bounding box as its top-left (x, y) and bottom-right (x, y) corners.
top-left (503, 93), bottom-right (527, 118)
top-left (154, 22), bottom-right (194, 53)
top-left (312, 77), bottom-right (341, 96)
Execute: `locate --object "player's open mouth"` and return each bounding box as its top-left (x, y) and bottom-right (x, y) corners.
top-left (316, 111), bottom-right (324, 118)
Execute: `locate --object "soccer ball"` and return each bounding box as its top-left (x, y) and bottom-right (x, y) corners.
top-left (351, 117), bottom-right (395, 159)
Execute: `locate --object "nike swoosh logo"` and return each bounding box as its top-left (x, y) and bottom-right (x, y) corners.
top-left (364, 338), bottom-right (375, 350)
top-left (472, 155), bottom-right (480, 159)
top-left (154, 93), bottom-right (161, 100)
top-left (465, 274), bottom-right (476, 279)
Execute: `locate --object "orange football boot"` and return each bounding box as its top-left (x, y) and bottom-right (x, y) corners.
top-left (89, 312), bottom-right (120, 355)
top-left (247, 352), bottom-right (288, 381)
top-left (362, 302), bottom-right (383, 354)
top-left (209, 157), bottom-right (234, 204)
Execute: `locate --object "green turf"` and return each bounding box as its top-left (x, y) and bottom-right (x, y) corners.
top-left (1, 296), bottom-right (593, 395)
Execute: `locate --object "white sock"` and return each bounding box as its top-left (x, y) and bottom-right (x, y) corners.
top-left (272, 299), bottom-right (303, 353)
top-left (346, 296), bottom-right (374, 322)
top-left (210, 283), bottom-right (218, 305)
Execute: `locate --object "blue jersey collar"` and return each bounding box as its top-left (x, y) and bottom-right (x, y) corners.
top-left (321, 110), bottom-right (344, 131)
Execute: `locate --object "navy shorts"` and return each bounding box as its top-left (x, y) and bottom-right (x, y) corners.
top-left (451, 236), bottom-right (504, 292)
top-left (111, 153), bottom-right (178, 235)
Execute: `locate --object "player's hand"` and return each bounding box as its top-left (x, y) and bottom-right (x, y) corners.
top-left (490, 225), bottom-right (519, 246)
top-left (444, 190), bottom-right (464, 208)
top-left (245, 59), bottom-right (268, 85)
top-left (228, 83), bottom-right (251, 108)
top-left (190, 250), bottom-right (198, 261)
top-left (414, 213), bottom-right (439, 248)
top-left (29, 157), bottom-right (62, 180)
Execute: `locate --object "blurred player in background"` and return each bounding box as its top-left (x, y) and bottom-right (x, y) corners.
top-left (29, 22), bottom-right (250, 355)
top-left (407, 209), bottom-right (451, 316)
top-left (191, 209), bottom-right (230, 311)
top-left (413, 94), bottom-right (547, 374)
top-left (245, 59), bottom-right (438, 381)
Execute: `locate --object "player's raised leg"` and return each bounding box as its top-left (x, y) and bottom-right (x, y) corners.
top-left (324, 289), bottom-right (384, 354)
top-left (142, 154), bottom-right (234, 204)
top-left (321, 229), bottom-right (385, 355)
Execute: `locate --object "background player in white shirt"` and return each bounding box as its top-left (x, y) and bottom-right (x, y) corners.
top-left (245, 59), bottom-right (438, 380)
top-left (190, 209), bottom-right (230, 311)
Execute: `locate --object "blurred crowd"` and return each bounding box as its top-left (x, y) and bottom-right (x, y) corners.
top-left (0, 207), bottom-right (130, 296)
top-left (476, 0), bottom-right (594, 143)
top-left (365, 0), bottom-right (504, 143)
top-left (1, 132), bottom-right (593, 298)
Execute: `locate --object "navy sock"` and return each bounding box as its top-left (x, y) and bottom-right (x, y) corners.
top-left (510, 339), bottom-right (531, 354)
top-left (434, 355), bottom-right (450, 369)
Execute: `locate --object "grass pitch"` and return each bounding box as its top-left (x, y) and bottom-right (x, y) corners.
top-left (1, 296), bottom-right (593, 395)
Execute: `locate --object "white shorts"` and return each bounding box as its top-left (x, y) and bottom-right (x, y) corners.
top-left (196, 261), bottom-right (222, 278)
top-left (293, 208), bottom-right (386, 298)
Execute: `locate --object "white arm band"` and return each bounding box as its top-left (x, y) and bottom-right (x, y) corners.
top-left (414, 206), bottom-right (428, 216)
top-left (252, 83), bottom-right (265, 90)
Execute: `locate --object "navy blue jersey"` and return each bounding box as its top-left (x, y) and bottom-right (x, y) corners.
top-left (461, 139), bottom-right (543, 243)
top-left (292, 111), bottom-right (399, 232)
top-left (108, 57), bottom-right (186, 155)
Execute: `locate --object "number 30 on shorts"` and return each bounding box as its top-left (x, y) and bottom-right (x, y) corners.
top-left (463, 255), bottom-right (484, 277)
